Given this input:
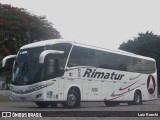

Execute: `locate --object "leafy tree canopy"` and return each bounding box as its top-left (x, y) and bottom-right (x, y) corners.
top-left (0, 3), bottom-right (61, 55)
top-left (119, 31), bottom-right (160, 65)
top-left (119, 31), bottom-right (160, 57)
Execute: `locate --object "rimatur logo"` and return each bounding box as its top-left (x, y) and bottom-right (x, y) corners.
top-left (147, 75), bottom-right (156, 94)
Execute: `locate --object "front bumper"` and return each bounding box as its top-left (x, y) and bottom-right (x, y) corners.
top-left (10, 89), bottom-right (46, 101)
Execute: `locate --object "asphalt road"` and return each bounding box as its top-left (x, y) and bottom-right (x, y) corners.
top-left (0, 98), bottom-right (160, 120)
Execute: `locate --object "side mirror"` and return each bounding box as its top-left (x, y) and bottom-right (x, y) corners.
top-left (2, 55), bottom-right (16, 67)
top-left (39, 50), bottom-right (64, 64)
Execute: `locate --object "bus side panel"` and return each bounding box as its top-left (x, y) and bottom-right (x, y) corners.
top-left (141, 74), bottom-right (157, 101)
top-left (58, 77), bottom-right (65, 101)
top-left (46, 78), bottom-right (59, 101)
top-left (63, 69), bottom-right (83, 101)
top-left (82, 78), bottom-right (88, 101)
top-left (101, 81), bottom-right (113, 100)
top-left (87, 79), bottom-right (102, 101)
top-left (128, 73), bottom-right (157, 102)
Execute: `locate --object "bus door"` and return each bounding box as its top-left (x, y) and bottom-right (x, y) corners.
top-left (45, 55), bottom-right (59, 101)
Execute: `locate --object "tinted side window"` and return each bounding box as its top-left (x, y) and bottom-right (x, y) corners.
top-left (68, 46), bottom-right (95, 67)
top-left (127, 57), bottom-right (155, 74)
top-left (49, 43), bottom-right (72, 69)
top-left (68, 45), bottom-right (155, 74)
top-left (94, 51), bottom-right (128, 71)
top-left (45, 56), bottom-right (56, 79)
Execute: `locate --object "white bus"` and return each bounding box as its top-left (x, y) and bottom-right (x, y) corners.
top-left (2, 39), bottom-right (157, 108)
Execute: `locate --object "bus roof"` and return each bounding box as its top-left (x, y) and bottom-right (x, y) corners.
top-left (20, 39), bottom-right (72, 50)
top-left (20, 39), bottom-right (155, 62)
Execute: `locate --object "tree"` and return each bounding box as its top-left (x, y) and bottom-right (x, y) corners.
top-left (0, 3), bottom-right (61, 85)
top-left (0, 3), bottom-right (61, 56)
top-left (119, 31), bottom-right (160, 92)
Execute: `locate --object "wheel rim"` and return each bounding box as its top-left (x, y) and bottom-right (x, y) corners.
top-left (67, 94), bottom-right (76, 106)
top-left (135, 93), bottom-right (140, 104)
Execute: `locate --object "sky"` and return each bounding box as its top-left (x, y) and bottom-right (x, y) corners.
top-left (0, 0), bottom-right (160, 49)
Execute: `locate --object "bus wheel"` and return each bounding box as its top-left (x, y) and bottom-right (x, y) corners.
top-left (35, 102), bottom-right (50, 108)
top-left (62, 91), bottom-right (80, 108)
top-left (104, 101), bottom-right (119, 106)
top-left (129, 91), bottom-right (142, 105)
top-left (133, 91), bottom-right (142, 105)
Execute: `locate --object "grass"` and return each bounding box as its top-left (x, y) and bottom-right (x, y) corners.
top-left (0, 95), bottom-right (10, 102)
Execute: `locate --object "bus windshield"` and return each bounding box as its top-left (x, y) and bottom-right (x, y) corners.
top-left (11, 46), bottom-right (68, 85)
top-left (11, 47), bottom-right (44, 85)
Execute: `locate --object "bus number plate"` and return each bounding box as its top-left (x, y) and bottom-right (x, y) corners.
top-left (92, 88), bottom-right (98, 92)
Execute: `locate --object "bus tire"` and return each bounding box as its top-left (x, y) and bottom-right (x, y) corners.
top-left (129, 90), bottom-right (142, 105)
top-left (133, 91), bottom-right (142, 105)
top-left (62, 90), bottom-right (80, 108)
top-left (35, 101), bottom-right (50, 108)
